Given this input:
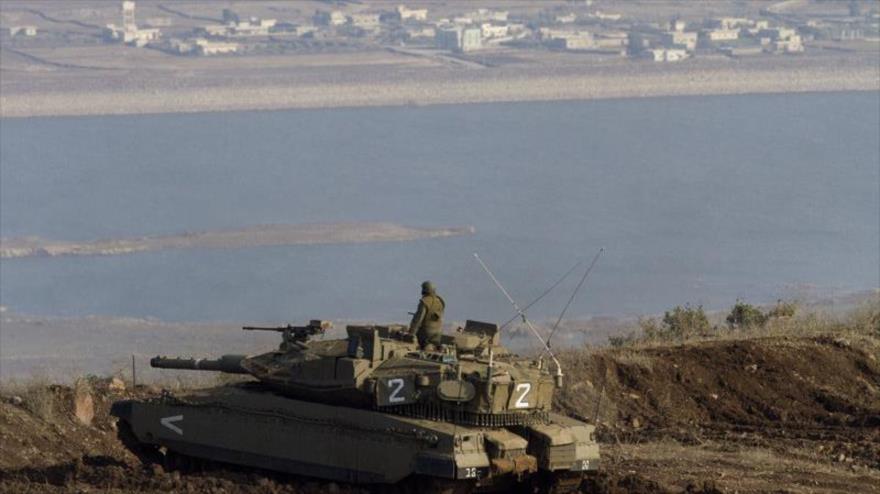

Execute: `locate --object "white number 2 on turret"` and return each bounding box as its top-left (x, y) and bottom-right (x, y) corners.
top-left (387, 378), bottom-right (406, 403)
top-left (513, 383), bottom-right (531, 408)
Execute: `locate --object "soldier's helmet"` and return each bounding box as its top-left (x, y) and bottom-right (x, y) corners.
top-left (421, 280), bottom-right (435, 295)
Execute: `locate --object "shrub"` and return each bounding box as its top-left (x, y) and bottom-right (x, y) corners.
top-left (726, 300), bottom-right (768, 329)
top-left (638, 317), bottom-right (663, 341)
top-left (766, 300), bottom-right (797, 319)
top-left (1, 377), bottom-right (57, 421)
top-left (662, 304), bottom-right (711, 339)
top-left (846, 298), bottom-right (880, 336)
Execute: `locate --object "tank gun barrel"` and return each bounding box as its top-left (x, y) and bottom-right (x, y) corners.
top-left (150, 354), bottom-right (248, 374)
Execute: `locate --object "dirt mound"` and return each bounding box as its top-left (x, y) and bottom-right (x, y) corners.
top-left (558, 335), bottom-right (880, 432)
top-left (557, 335), bottom-right (880, 492)
top-left (0, 378), bottom-right (137, 472)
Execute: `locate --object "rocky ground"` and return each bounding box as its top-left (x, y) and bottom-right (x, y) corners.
top-left (0, 333), bottom-right (877, 493)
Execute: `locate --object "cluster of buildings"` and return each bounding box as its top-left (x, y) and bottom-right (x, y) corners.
top-left (430, 8), bottom-right (531, 52)
top-left (24, 0), bottom-right (872, 61)
top-left (303, 6), bottom-right (525, 52)
top-left (628, 16), bottom-right (808, 61)
top-left (529, 8), bottom-right (876, 62)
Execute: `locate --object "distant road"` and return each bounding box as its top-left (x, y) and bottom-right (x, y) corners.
top-left (0, 223), bottom-right (476, 259)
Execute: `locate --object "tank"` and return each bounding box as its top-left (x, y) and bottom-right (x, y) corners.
top-left (111, 319), bottom-right (600, 493)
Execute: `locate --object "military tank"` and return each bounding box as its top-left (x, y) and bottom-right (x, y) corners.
top-left (112, 318), bottom-right (599, 492)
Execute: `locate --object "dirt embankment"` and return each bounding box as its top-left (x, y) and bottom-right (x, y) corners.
top-left (1, 335), bottom-right (878, 493)
top-left (0, 223), bottom-right (475, 259)
top-left (558, 335), bottom-right (880, 493)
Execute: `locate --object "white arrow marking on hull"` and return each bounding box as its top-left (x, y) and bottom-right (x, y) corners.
top-left (160, 415), bottom-right (184, 435)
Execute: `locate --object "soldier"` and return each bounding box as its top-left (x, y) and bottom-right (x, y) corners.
top-left (409, 281), bottom-right (446, 350)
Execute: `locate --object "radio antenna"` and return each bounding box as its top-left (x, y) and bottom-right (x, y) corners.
top-left (499, 258), bottom-right (585, 331)
top-left (473, 253), bottom-right (564, 386)
top-left (544, 247), bottom-right (604, 351)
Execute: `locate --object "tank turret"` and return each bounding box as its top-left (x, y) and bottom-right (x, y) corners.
top-left (148, 319), bottom-right (560, 425)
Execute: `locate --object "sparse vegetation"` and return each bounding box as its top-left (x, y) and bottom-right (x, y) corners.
top-left (766, 299), bottom-right (797, 319)
top-left (633, 305), bottom-right (711, 343)
top-left (662, 304), bottom-right (711, 339)
top-left (726, 300), bottom-right (767, 329)
top-left (608, 332), bottom-right (637, 348)
top-left (0, 377), bottom-right (57, 421)
top-left (607, 297), bottom-right (877, 348)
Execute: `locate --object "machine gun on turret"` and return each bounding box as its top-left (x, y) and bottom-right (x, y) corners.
top-left (243, 319), bottom-right (331, 350)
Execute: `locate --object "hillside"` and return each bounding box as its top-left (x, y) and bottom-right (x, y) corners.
top-left (558, 334), bottom-right (880, 493)
top-left (1, 333), bottom-right (878, 493)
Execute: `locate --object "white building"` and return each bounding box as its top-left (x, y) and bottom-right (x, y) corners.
top-left (397, 5), bottom-right (427, 21)
top-left (230, 18), bottom-right (276, 36)
top-left (435, 26), bottom-right (481, 52)
top-left (759, 27), bottom-right (797, 40)
top-left (669, 19), bottom-right (687, 32)
top-left (122, 0), bottom-right (137, 31)
top-left (591, 11), bottom-right (622, 21)
top-left (9, 26), bottom-right (37, 37)
top-left (294, 25), bottom-right (318, 36)
top-left (594, 31), bottom-right (628, 48)
top-left (551, 32), bottom-right (594, 50)
top-left (314, 10), bottom-right (346, 26)
top-left (772, 35), bottom-right (804, 53)
top-left (194, 38), bottom-right (238, 55)
top-left (104, 1), bottom-right (160, 47)
top-left (468, 9), bottom-right (508, 22)
top-left (705, 29), bottom-right (739, 42)
top-left (349, 13), bottom-right (381, 29)
top-left (716, 17), bottom-right (752, 30)
top-left (480, 23), bottom-right (509, 38)
top-left (662, 31), bottom-right (698, 50)
top-left (644, 48), bottom-right (689, 62)
top-left (103, 24), bottom-right (160, 46)
top-left (198, 25), bottom-right (229, 36)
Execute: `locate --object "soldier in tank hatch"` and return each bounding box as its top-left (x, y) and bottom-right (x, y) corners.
top-left (409, 280), bottom-right (445, 350)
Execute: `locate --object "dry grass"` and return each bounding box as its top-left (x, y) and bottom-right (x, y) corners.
top-left (610, 350), bottom-right (655, 372)
top-left (608, 296), bottom-right (880, 350)
top-left (0, 376), bottom-right (58, 421)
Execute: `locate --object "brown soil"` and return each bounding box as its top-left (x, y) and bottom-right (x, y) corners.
top-left (558, 334), bottom-right (880, 493)
top-left (1, 335), bottom-right (878, 493)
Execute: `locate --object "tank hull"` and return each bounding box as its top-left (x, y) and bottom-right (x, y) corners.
top-left (111, 384), bottom-right (599, 490)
